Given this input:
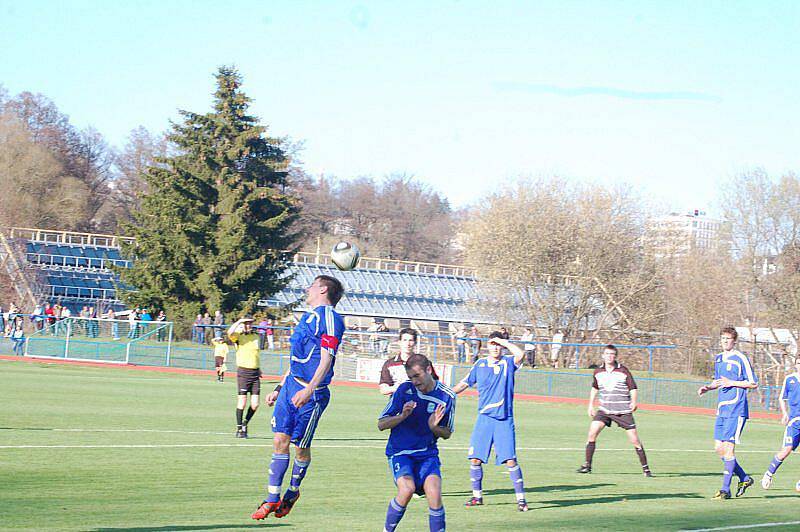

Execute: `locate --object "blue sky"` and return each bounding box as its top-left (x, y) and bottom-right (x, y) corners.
top-left (1, 0), bottom-right (798, 212)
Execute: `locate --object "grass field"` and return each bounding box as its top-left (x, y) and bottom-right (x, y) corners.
top-left (1, 359), bottom-right (799, 531)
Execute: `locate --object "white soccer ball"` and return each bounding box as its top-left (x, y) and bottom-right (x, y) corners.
top-left (330, 241), bottom-right (360, 271)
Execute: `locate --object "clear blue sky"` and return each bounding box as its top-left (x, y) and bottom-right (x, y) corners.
top-left (1, 0), bottom-right (798, 211)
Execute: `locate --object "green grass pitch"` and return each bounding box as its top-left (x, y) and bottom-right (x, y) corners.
top-left (1, 359), bottom-right (799, 531)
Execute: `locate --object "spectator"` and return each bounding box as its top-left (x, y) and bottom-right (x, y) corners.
top-left (156, 310), bottom-right (167, 342)
top-left (12, 322), bottom-right (25, 356)
top-left (127, 308), bottom-right (139, 339)
top-left (521, 328), bottom-right (536, 367)
top-left (367, 319), bottom-right (382, 355)
top-left (106, 308), bottom-right (120, 340)
top-left (140, 308), bottom-right (152, 336)
top-left (193, 314), bottom-right (204, 344)
top-left (80, 306), bottom-right (90, 336)
top-left (213, 310), bottom-right (225, 340)
top-left (468, 326), bottom-right (482, 363)
top-left (257, 317), bottom-right (269, 350)
top-left (551, 329), bottom-right (565, 368)
top-left (31, 303), bottom-right (44, 331)
top-left (455, 324), bottom-right (467, 363)
top-left (60, 305), bottom-right (72, 337)
top-left (88, 306), bottom-right (98, 338)
top-left (52, 303), bottom-right (62, 336)
top-left (202, 312), bottom-right (212, 345)
top-left (44, 303), bottom-right (56, 333)
top-left (0, 304), bottom-right (5, 337)
top-left (265, 318), bottom-right (275, 351)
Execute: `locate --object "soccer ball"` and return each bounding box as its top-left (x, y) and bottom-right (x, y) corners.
top-left (330, 242), bottom-right (360, 271)
top-left (796, 479), bottom-right (800, 493)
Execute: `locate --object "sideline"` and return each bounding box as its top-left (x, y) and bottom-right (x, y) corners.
top-left (0, 354), bottom-right (780, 419)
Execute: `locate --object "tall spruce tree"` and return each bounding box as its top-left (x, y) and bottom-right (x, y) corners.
top-left (118, 67), bottom-right (298, 333)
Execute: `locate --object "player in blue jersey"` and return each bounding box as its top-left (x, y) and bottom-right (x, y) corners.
top-left (378, 353), bottom-right (455, 532)
top-left (761, 356), bottom-right (800, 489)
top-left (452, 331), bottom-right (529, 512)
top-left (697, 327), bottom-right (758, 500)
top-left (251, 275), bottom-right (346, 520)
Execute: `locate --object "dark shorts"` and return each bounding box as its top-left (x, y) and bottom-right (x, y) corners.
top-left (594, 411), bottom-right (636, 430)
top-left (215, 356), bottom-right (225, 368)
top-left (237, 367), bottom-right (261, 396)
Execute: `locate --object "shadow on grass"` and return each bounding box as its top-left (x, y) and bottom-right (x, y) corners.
top-left (444, 483), bottom-right (615, 498)
top-left (537, 492), bottom-right (703, 508)
top-left (91, 524), bottom-right (288, 531)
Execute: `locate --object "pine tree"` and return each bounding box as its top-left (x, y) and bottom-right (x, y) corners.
top-left (118, 66), bottom-right (298, 333)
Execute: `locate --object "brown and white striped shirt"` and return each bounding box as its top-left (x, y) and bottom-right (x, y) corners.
top-left (592, 363), bottom-right (637, 414)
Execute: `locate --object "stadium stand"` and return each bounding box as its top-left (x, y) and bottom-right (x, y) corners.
top-left (5, 227), bottom-right (601, 327)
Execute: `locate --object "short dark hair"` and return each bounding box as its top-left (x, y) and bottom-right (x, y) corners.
top-left (604, 344), bottom-right (618, 354)
top-left (721, 327), bottom-right (738, 341)
top-left (405, 353), bottom-right (432, 371)
top-left (316, 275), bottom-right (345, 306)
top-left (488, 331), bottom-right (504, 341)
top-left (398, 328), bottom-right (418, 342)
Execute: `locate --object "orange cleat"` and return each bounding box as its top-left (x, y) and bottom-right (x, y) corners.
top-left (274, 492), bottom-right (300, 518)
top-left (251, 501), bottom-right (280, 520)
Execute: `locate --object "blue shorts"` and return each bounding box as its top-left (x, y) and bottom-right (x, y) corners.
top-left (783, 421), bottom-right (800, 450)
top-left (271, 377), bottom-right (330, 448)
top-left (714, 415), bottom-right (747, 444)
top-left (469, 414), bottom-right (517, 465)
top-left (389, 454), bottom-right (441, 496)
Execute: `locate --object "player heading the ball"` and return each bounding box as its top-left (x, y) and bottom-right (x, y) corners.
top-left (697, 327), bottom-right (758, 500)
top-left (378, 353), bottom-right (455, 532)
top-left (761, 356), bottom-right (800, 490)
top-left (451, 331), bottom-right (530, 512)
top-left (251, 275), bottom-right (345, 521)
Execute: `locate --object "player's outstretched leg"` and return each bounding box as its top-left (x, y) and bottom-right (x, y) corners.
top-left (466, 460), bottom-right (483, 506)
top-left (577, 442), bottom-right (595, 473)
top-left (715, 457), bottom-right (736, 499)
top-left (762, 450), bottom-right (790, 489)
top-left (385, 477), bottom-right (414, 532)
top-left (276, 457), bottom-right (310, 518)
top-left (506, 461), bottom-right (528, 511)
top-left (252, 452), bottom-right (290, 520)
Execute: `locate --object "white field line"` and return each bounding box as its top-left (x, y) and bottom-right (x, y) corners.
top-left (683, 521), bottom-right (800, 531)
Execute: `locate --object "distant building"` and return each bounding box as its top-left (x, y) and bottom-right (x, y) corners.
top-left (645, 209), bottom-right (725, 258)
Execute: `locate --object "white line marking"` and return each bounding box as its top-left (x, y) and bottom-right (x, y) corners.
top-left (683, 521), bottom-right (800, 531)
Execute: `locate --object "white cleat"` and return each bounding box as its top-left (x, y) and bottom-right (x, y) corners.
top-left (761, 472), bottom-right (773, 490)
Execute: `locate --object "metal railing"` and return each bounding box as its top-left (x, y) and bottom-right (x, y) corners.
top-left (26, 252), bottom-right (131, 271)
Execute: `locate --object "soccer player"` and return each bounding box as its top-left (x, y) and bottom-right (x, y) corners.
top-left (378, 353), bottom-right (455, 532)
top-left (452, 331), bottom-right (529, 512)
top-left (212, 337), bottom-right (229, 383)
top-left (380, 328), bottom-right (438, 395)
top-left (698, 327), bottom-right (758, 499)
top-left (576, 345), bottom-right (652, 477)
top-left (251, 275), bottom-right (345, 521)
top-left (227, 316), bottom-right (261, 438)
top-left (761, 356), bottom-right (800, 489)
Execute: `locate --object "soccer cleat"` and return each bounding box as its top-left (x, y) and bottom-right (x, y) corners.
top-left (275, 492), bottom-right (300, 518)
top-left (643, 469), bottom-right (654, 478)
top-left (736, 476), bottom-right (754, 497)
top-left (241, 426), bottom-right (248, 438)
top-left (761, 472), bottom-right (773, 490)
top-left (251, 501), bottom-right (280, 520)
top-left (464, 497), bottom-right (483, 507)
top-left (712, 490), bottom-right (731, 500)
top-left (576, 464), bottom-right (592, 474)
top-left (517, 500), bottom-right (529, 512)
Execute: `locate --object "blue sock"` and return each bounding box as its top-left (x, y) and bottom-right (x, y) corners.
top-left (768, 456), bottom-right (783, 475)
top-left (429, 506), bottom-right (445, 532)
top-left (733, 461), bottom-right (748, 482)
top-left (384, 498), bottom-right (406, 532)
top-left (508, 464), bottom-right (526, 501)
top-left (266, 453), bottom-right (290, 503)
top-left (470, 464), bottom-right (483, 498)
top-left (721, 458), bottom-right (736, 492)
top-left (283, 459), bottom-right (310, 501)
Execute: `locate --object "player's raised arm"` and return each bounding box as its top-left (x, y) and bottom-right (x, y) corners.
top-left (227, 318), bottom-right (243, 340)
top-left (491, 337), bottom-right (525, 366)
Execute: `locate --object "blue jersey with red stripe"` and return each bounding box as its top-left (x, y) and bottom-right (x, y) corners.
top-left (289, 305), bottom-right (344, 387)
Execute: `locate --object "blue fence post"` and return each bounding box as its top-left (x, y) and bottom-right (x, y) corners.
top-left (432, 334), bottom-right (438, 363)
top-left (547, 373), bottom-right (553, 396)
top-left (648, 348), bottom-right (654, 374)
top-left (574, 346), bottom-right (580, 369)
top-left (765, 386), bottom-right (771, 411)
top-left (652, 379), bottom-right (657, 404)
